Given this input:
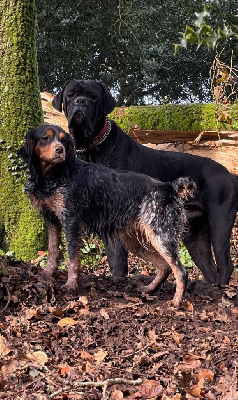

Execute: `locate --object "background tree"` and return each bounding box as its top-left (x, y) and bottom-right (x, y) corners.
top-left (0, 0), bottom-right (46, 259)
top-left (175, 3), bottom-right (238, 125)
top-left (36, 0), bottom-right (237, 105)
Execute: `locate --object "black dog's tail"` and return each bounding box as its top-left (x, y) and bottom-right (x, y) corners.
top-left (172, 177), bottom-right (197, 202)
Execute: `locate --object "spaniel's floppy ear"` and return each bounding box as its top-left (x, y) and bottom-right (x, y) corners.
top-left (99, 82), bottom-right (116, 115)
top-left (17, 129), bottom-right (36, 165)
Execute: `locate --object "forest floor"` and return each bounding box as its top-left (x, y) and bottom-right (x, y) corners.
top-left (0, 251), bottom-right (238, 400)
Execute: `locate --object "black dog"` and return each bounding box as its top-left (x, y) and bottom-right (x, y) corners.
top-left (18, 124), bottom-right (196, 306)
top-left (52, 79), bottom-right (238, 285)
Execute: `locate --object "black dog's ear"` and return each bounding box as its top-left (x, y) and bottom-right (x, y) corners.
top-left (52, 80), bottom-right (73, 114)
top-left (99, 82), bottom-right (116, 115)
top-left (17, 129), bottom-right (36, 165)
top-left (52, 89), bottom-right (64, 113)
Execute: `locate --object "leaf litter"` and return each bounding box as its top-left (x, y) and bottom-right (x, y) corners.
top-left (0, 254), bottom-right (237, 399)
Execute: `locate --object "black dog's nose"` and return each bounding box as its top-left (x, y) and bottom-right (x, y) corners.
top-left (55, 145), bottom-right (64, 154)
top-left (74, 96), bottom-right (89, 107)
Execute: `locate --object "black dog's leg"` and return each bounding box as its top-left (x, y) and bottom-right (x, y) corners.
top-left (210, 212), bottom-right (236, 285)
top-left (183, 217), bottom-right (218, 284)
top-left (104, 238), bottom-right (129, 277)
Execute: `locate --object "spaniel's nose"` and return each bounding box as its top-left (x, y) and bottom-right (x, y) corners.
top-left (55, 145), bottom-right (64, 154)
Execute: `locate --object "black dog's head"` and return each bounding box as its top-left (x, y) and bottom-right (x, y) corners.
top-left (18, 124), bottom-right (75, 175)
top-left (52, 80), bottom-right (116, 149)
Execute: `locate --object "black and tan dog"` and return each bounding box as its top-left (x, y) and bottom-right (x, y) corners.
top-left (18, 124), bottom-right (196, 307)
top-left (52, 79), bottom-right (238, 285)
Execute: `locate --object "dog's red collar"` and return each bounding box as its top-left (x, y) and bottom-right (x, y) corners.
top-left (76, 118), bottom-right (111, 153)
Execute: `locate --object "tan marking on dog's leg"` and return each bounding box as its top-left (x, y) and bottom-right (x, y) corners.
top-left (137, 249), bottom-right (171, 293)
top-left (139, 221), bottom-right (185, 307)
top-left (44, 224), bottom-right (61, 277)
top-left (62, 252), bottom-right (80, 292)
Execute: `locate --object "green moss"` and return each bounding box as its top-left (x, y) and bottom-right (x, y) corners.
top-left (109, 103), bottom-right (238, 133)
top-left (0, 0), bottom-right (45, 260)
top-left (10, 198), bottom-right (46, 260)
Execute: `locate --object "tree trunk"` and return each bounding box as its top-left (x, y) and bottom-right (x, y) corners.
top-left (0, 0), bottom-right (46, 259)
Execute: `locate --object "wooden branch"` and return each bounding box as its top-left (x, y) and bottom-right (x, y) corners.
top-left (48, 377), bottom-right (143, 399)
top-left (128, 128), bottom-right (238, 145)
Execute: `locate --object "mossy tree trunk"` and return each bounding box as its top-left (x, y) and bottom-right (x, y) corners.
top-left (0, 0), bottom-right (46, 259)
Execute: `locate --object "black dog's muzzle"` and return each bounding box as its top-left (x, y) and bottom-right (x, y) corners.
top-left (68, 100), bottom-right (92, 136)
top-left (74, 96), bottom-right (90, 107)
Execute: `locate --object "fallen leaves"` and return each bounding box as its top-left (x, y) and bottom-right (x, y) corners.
top-left (100, 308), bottom-right (110, 319)
top-left (0, 334), bottom-right (11, 356)
top-left (26, 351), bottom-right (48, 367)
top-left (171, 326), bottom-right (184, 344)
top-left (132, 379), bottom-right (163, 398)
top-left (176, 356), bottom-right (214, 399)
top-left (94, 348), bottom-right (108, 363)
top-left (0, 257), bottom-right (238, 399)
top-left (186, 369), bottom-right (214, 399)
top-left (58, 317), bottom-right (78, 327)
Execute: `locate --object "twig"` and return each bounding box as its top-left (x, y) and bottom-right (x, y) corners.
top-left (0, 283), bottom-right (11, 313)
top-left (48, 377), bottom-right (143, 399)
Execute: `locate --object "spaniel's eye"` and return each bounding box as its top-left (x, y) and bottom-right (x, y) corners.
top-left (90, 94), bottom-right (97, 101)
top-left (41, 135), bottom-right (49, 142)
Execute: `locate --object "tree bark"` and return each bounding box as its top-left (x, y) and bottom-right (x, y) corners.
top-left (0, 0), bottom-right (46, 259)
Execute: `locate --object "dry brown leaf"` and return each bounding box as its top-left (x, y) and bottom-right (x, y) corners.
top-left (48, 307), bottom-right (64, 317)
top-left (140, 270), bottom-right (149, 276)
top-left (176, 360), bottom-right (201, 374)
top-left (100, 308), bottom-right (110, 319)
top-left (161, 331), bottom-right (171, 337)
top-left (216, 68), bottom-right (228, 83)
top-left (171, 327), bottom-right (183, 344)
top-left (24, 307), bottom-right (41, 320)
top-left (79, 296), bottom-right (88, 305)
top-left (197, 369), bottom-right (214, 385)
top-left (0, 335), bottom-right (11, 356)
top-left (182, 354), bottom-right (202, 369)
top-left (58, 317), bottom-right (78, 327)
top-left (217, 111), bottom-right (232, 125)
top-left (60, 365), bottom-right (71, 375)
top-left (186, 369), bottom-right (214, 398)
top-left (162, 394), bottom-right (181, 400)
top-left (94, 348), bottom-right (108, 363)
top-left (1, 359), bottom-right (20, 380)
top-left (123, 294), bottom-right (141, 302)
top-left (185, 300), bottom-right (194, 312)
top-left (148, 329), bottom-right (158, 342)
top-left (78, 306), bottom-right (90, 315)
top-left (222, 336), bottom-right (230, 344)
top-left (134, 379), bottom-right (163, 398)
top-left (81, 350), bottom-right (94, 362)
top-left (27, 351), bottom-right (48, 366)
top-left (111, 389), bottom-right (124, 399)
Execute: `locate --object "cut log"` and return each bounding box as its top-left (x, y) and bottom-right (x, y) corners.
top-left (41, 94), bottom-right (238, 175)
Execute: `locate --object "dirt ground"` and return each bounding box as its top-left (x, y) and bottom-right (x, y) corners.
top-left (0, 253), bottom-right (238, 400)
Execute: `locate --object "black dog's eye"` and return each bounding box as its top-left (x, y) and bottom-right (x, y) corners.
top-left (67, 92), bottom-right (75, 98)
top-left (90, 94), bottom-right (97, 101)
